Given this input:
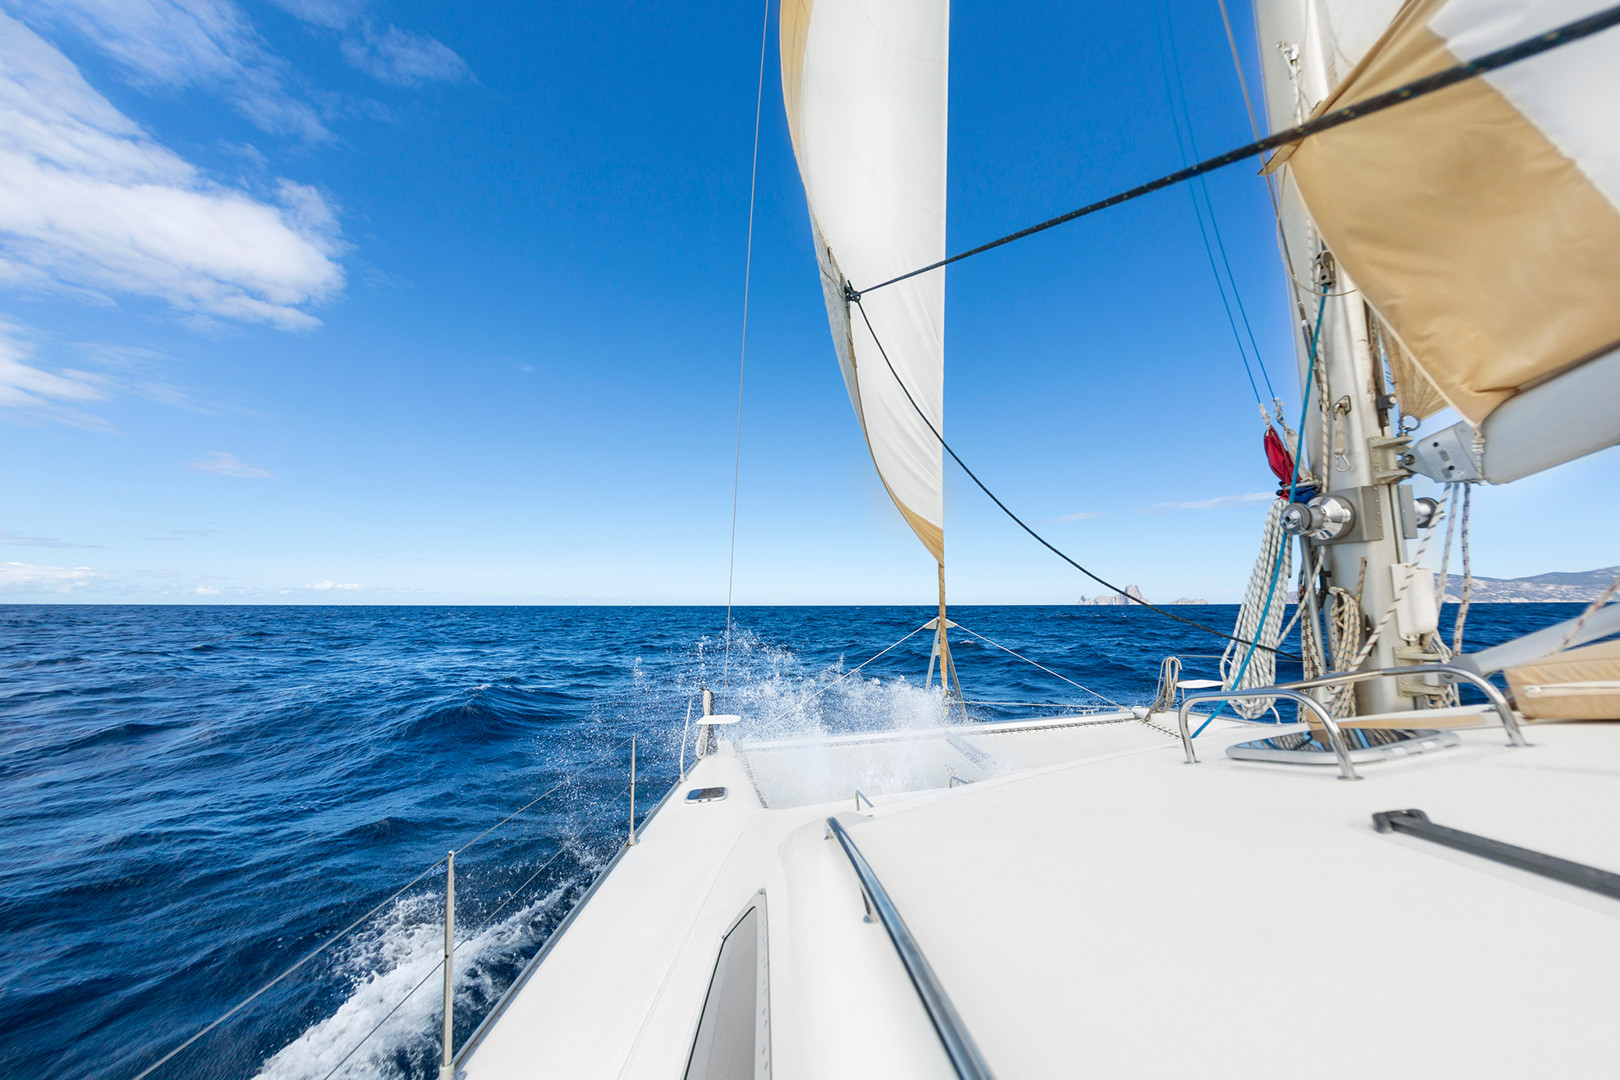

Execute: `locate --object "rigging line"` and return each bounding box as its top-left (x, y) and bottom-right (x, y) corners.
top-left (455, 743), bottom-right (626, 855)
top-left (125, 744), bottom-right (627, 1080)
top-left (478, 830), bottom-right (588, 928)
top-left (1215, 0), bottom-right (1263, 142)
top-left (124, 855), bottom-right (447, 1080)
top-left (1152, 0), bottom-right (1270, 406)
top-left (1214, 0), bottom-right (1313, 378)
top-left (723, 0), bottom-right (772, 709)
top-left (319, 960), bottom-right (445, 1080)
top-left (759, 622), bottom-right (933, 725)
top-left (853, 3), bottom-right (1620, 297)
top-left (949, 622), bottom-right (1123, 708)
top-left (849, 296), bottom-right (1300, 661)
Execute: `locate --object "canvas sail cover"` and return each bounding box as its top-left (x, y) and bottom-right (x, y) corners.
top-left (781, 0), bottom-right (948, 562)
top-left (1268, 0), bottom-right (1620, 432)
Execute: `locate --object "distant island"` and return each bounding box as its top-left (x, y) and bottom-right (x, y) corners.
top-left (1078, 586), bottom-right (1206, 606)
top-left (1442, 565), bottom-right (1620, 603)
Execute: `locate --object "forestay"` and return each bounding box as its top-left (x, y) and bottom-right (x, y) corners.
top-left (1267, 0), bottom-right (1620, 471)
top-left (780, 0), bottom-right (949, 561)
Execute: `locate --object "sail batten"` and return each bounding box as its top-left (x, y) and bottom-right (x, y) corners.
top-left (782, 0), bottom-right (949, 561)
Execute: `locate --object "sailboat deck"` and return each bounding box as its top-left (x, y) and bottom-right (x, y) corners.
top-left (462, 716), bottom-right (1620, 1078)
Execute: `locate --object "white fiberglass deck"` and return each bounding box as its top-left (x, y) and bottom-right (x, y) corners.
top-left (462, 713), bottom-right (1620, 1079)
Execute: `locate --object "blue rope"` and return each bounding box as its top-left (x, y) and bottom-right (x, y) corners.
top-left (1193, 291), bottom-right (1326, 738)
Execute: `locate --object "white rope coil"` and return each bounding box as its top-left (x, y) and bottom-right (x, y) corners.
top-left (1221, 498), bottom-right (1293, 718)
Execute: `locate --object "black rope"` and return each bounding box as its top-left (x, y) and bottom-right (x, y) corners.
top-left (849, 294), bottom-right (1300, 660)
top-left (854, 4), bottom-right (1620, 297)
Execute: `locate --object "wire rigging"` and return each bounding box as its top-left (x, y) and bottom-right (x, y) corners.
top-left (722, 0), bottom-right (773, 709)
top-left (850, 4), bottom-right (1620, 297)
top-left (1152, 0), bottom-right (1276, 407)
top-left (849, 294), bottom-right (1300, 660)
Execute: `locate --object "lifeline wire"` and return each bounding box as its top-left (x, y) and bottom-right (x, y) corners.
top-left (850, 296), bottom-right (1300, 661)
top-left (127, 742), bottom-right (630, 1080)
top-left (852, 4), bottom-right (1620, 297)
top-left (722, 0), bottom-right (773, 708)
top-left (319, 960), bottom-right (444, 1080)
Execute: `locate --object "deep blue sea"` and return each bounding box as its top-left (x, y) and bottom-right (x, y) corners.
top-left (0, 603), bottom-right (1573, 1080)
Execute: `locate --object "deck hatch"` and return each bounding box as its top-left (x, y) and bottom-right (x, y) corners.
top-left (684, 891), bottom-right (770, 1080)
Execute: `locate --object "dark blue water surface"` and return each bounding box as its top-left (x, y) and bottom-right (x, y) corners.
top-left (0, 603), bottom-right (1574, 1080)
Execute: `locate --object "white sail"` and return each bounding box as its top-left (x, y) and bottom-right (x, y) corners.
top-left (781, 0), bottom-right (949, 561)
top-left (1260, 0), bottom-right (1620, 475)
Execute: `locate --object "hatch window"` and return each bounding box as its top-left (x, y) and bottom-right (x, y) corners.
top-left (684, 893), bottom-right (770, 1080)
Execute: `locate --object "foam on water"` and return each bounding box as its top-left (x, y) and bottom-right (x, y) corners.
top-left (255, 865), bottom-right (592, 1080)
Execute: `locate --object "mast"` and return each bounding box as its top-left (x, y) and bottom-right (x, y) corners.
top-left (1255, 0), bottom-right (1420, 714)
top-left (1301, 259), bottom-right (1412, 713)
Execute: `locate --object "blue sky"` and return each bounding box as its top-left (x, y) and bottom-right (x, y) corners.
top-left (1, 0), bottom-right (1614, 605)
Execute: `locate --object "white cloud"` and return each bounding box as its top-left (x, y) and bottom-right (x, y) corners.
top-left (305, 579), bottom-right (361, 590)
top-left (193, 584), bottom-right (219, 595)
top-left (7, 0), bottom-right (330, 139)
top-left (1046, 510), bottom-right (1107, 523)
top-left (341, 23), bottom-right (467, 86)
top-left (1142, 492), bottom-right (1275, 513)
top-left (190, 450), bottom-right (272, 477)
top-left (0, 13), bottom-right (345, 328)
top-left (0, 560), bottom-right (100, 590)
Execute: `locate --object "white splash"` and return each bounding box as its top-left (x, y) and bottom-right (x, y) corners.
top-left (254, 878), bottom-right (576, 1080)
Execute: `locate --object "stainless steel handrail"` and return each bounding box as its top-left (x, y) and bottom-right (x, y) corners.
top-left (1178, 689), bottom-right (1360, 780)
top-left (824, 816), bottom-right (995, 1080)
top-left (1271, 663), bottom-right (1525, 747)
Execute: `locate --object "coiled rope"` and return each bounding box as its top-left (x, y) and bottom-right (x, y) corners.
top-left (1220, 499), bottom-right (1293, 718)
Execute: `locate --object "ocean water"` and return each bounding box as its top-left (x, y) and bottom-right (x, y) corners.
top-left (0, 602), bottom-right (1575, 1080)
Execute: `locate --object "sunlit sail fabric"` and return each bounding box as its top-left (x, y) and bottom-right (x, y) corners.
top-left (1271, 0), bottom-right (1620, 429)
top-left (781, 0), bottom-right (948, 561)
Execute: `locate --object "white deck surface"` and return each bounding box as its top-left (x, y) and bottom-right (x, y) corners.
top-left (463, 716), bottom-right (1620, 1079)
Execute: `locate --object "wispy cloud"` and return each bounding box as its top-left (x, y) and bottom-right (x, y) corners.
top-left (263, 0), bottom-right (468, 85)
top-left (0, 13), bottom-right (345, 328)
top-left (341, 22), bottom-right (467, 86)
top-left (1140, 492), bottom-right (1275, 513)
top-left (1045, 510), bottom-right (1108, 524)
top-left (0, 320), bottom-right (111, 428)
top-left (304, 579), bottom-right (361, 590)
top-left (0, 528), bottom-right (99, 548)
top-left (8, 0), bottom-right (330, 139)
top-left (0, 560), bottom-right (101, 590)
top-left (190, 451), bottom-right (272, 478)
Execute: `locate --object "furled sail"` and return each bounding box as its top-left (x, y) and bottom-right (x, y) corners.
top-left (781, 0), bottom-right (949, 561)
top-left (1265, 0), bottom-right (1620, 474)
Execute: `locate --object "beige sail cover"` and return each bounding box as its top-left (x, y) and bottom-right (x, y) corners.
top-left (1272, 0), bottom-right (1620, 426)
top-left (781, 0), bottom-right (948, 561)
